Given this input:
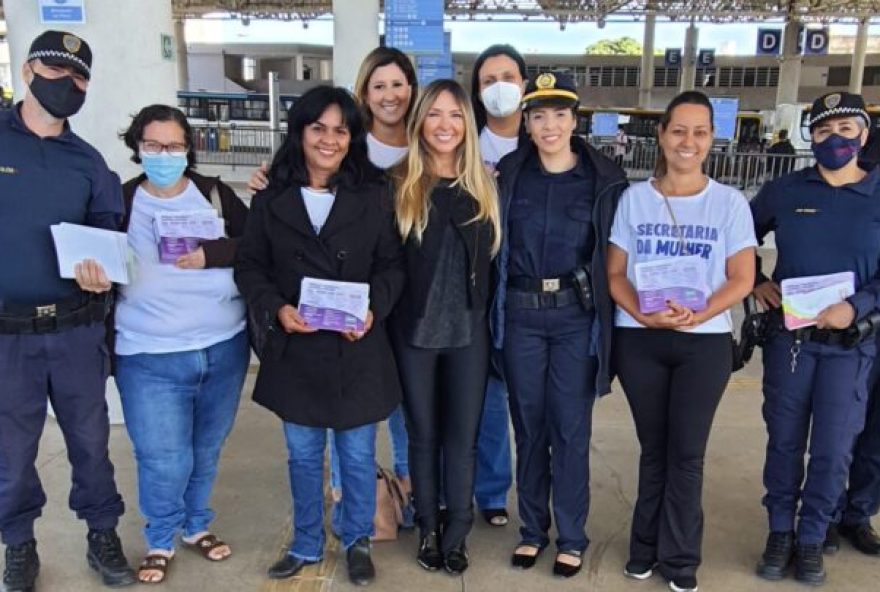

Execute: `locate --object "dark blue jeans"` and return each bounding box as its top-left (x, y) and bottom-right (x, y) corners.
top-left (283, 422), bottom-right (377, 560)
top-left (0, 324), bottom-right (124, 545)
top-left (115, 330), bottom-right (249, 551)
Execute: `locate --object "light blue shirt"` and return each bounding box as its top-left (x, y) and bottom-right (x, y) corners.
top-left (301, 187), bottom-right (336, 234)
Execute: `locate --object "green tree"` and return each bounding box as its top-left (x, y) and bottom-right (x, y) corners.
top-left (585, 37), bottom-right (644, 55)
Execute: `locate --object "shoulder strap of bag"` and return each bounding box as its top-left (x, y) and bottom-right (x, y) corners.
top-left (208, 183), bottom-right (224, 218)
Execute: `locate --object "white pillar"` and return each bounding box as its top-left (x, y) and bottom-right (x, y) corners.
top-left (294, 53), bottom-right (305, 81)
top-left (679, 21), bottom-right (698, 93)
top-left (5, 0), bottom-right (179, 181)
top-left (775, 19), bottom-right (802, 105)
top-left (175, 18), bottom-right (189, 92)
top-left (849, 18), bottom-right (869, 94)
top-left (4, 0), bottom-right (180, 425)
top-left (639, 11), bottom-right (656, 108)
top-left (332, 0), bottom-right (379, 89)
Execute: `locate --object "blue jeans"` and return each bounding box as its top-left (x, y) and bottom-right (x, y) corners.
top-left (329, 405), bottom-right (410, 534)
top-left (115, 330), bottom-right (249, 552)
top-left (475, 375), bottom-right (513, 510)
top-left (330, 404), bottom-right (409, 489)
top-left (283, 422), bottom-right (376, 560)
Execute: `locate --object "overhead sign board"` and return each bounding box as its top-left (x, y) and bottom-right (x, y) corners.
top-left (698, 49), bottom-right (715, 67)
top-left (664, 48), bottom-right (682, 68)
top-left (39, 0), bottom-right (86, 24)
top-left (756, 28), bottom-right (782, 55)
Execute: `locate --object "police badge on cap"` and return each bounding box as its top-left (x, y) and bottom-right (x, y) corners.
top-left (27, 30), bottom-right (92, 80)
top-left (808, 91), bottom-right (870, 130)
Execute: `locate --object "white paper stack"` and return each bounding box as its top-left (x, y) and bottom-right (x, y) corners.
top-left (50, 222), bottom-right (131, 284)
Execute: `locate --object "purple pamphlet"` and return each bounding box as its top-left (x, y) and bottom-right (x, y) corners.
top-left (153, 211), bottom-right (224, 264)
top-left (298, 277), bottom-right (370, 333)
top-left (634, 255), bottom-right (709, 314)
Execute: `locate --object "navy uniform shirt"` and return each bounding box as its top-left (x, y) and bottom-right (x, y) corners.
top-left (507, 152), bottom-right (596, 280)
top-left (0, 104), bottom-right (123, 307)
top-left (751, 165), bottom-right (880, 320)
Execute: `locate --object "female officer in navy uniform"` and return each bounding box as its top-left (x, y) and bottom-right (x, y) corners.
top-left (491, 72), bottom-right (627, 578)
top-left (751, 92), bottom-right (880, 587)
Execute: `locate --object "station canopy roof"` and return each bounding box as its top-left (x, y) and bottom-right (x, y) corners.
top-left (1, 1), bottom-right (879, 23)
top-left (167, 1), bottom-right (880, 23)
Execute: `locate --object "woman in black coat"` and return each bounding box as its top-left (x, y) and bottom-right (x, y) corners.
top-left (234, 86), bottom-right (404, 586)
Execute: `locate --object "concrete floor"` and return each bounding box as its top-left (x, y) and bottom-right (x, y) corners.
top-left (23, 347), bottom-right (880, 592)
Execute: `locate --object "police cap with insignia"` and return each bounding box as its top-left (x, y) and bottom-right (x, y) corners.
top-left (27, 30), bottom-right (92, 80)
top-left (808, 91), bottom-right (870, 130)
top-left (521, 71), bottom-right (579, 111)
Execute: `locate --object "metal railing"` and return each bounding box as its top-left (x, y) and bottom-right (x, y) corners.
top-left (192, 124), bottom-right (286, 167)
top-left (593, 140), bottom-right (815, 193)
top-left (193, 124), bottom-right (816, 189)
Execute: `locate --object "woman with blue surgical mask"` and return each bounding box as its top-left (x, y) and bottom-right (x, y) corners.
top-left (113, 104), bottom-right (250, 584)
top-left (751, 92), bottom-right (880, 588)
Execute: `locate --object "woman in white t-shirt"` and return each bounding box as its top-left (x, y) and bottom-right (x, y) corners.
top-left (116, 105), bottom-right (251, 584)
top-left (606, 91), bottom-right (757, 592)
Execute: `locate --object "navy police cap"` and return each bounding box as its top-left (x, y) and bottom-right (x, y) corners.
top-left (522, 71), bottom-right (579, 110)
top-left (27, 30), bottom-right (92, 80)
top-left (808, 92), bottom-right (870, 130)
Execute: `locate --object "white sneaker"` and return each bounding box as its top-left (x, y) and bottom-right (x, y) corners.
top-left (623, 561), bottom-right (657, 580)
top-left (668, 577), bottom-right (698, 592)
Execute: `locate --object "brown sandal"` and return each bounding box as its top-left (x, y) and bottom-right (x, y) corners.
top-left (138, 554), bottom-right (172, 584)
top-left (183, 533), bottom-right (231, 561)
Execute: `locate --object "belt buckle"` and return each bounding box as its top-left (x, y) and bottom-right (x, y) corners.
top-left (35, 304), bottom-right (57, 318)
top-left (542, 278), bottom-right (560, 293)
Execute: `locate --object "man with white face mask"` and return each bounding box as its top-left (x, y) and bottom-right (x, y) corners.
top-left (0, 31), bottom-right (136, 591)
top-left (465, 45), bottom-right (528, 529)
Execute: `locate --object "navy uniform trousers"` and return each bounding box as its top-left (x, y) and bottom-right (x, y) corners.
top-left (0, 323), bottom-right (124, 545)
top-left (836, 341), bottom-right (880, 527)
top-left (762, 330), bottom-right (875, 545)
top-left (503, 302), bottom-right (595, 553)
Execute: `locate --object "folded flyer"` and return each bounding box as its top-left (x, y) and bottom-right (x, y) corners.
top-left (781, 271), bottom-right (855, 330)
top-left (298, 277), bottom-right (370, 333)
top-left (634, 255), bottom-right (709, 314)
top-left (153, 210), bottom-right (224, 264)
top-left (50, 222), bottom-right (131, 284)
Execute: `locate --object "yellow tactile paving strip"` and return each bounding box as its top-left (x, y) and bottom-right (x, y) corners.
top-left (260, 477), bottom-right (340, 591)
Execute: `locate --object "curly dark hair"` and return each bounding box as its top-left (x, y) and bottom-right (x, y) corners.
top-left (121, 104), bottom-right (197, 171)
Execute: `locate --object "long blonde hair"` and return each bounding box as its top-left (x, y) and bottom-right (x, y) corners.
top-left (394, 79), bottom-right (501, 255)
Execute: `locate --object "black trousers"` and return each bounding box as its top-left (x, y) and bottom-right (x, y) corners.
top-left (613, 328), bottom-right (732, 581)
top-left (391, 321), bottom-right (489, 552)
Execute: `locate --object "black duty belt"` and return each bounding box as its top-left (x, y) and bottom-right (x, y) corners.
top-left (506, 287), bottom-right (580, 310)
top-left (0, 293), bottom-right (109, 335)
top-left (508, 275), bottom-right (575, 293)
top-left (795, 326), bottom-right (849, 347)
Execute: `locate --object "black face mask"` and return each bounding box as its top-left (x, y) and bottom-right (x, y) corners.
top-left (29, 72), bottom-right (86, 119)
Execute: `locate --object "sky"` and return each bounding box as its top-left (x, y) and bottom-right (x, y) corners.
top-left (186, 15), bottom-right (880, 56)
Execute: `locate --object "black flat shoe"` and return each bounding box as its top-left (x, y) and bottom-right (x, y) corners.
top-left (553, 550), bottom-right (583, 579)
top-left (511, 544), bottom-right (544, 569)
top-left (346, 537), bottom-right (375, 586)
top-left (417, 531), bottom-right (443, 571)
top-left (267, 554), bottom-right (319, 579)
top-left (482, 508), bottom-right (509, 527)
top-left (443, 545), bottom-right (469, 575)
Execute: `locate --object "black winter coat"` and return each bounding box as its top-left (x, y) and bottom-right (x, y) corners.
top-left (234, 180), bottom-right (405, 429)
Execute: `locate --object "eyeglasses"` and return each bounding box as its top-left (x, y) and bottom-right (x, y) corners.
top-left (140, 140), bottom-right (188, 156)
